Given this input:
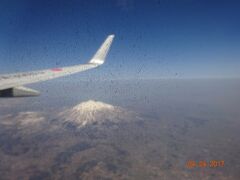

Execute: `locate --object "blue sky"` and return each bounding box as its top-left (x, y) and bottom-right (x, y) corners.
top-left (0, 0), bottom-right (240, 79)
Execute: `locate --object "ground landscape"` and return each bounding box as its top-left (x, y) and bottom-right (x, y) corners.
top-left (0, 79), bottom-right (239, 179)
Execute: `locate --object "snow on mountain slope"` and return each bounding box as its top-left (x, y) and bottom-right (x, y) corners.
top-left (59, 100), bottom-right (141, 128)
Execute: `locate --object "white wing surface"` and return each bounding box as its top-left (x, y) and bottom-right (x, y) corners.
top-left (0, 35), bottom-right (114, 97)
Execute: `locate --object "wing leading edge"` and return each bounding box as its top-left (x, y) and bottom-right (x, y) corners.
top-left (0, 34), bottom-right (115, 97)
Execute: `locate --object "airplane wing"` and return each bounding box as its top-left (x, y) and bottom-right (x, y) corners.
top-left (0, 34), bottom-right (114, 97)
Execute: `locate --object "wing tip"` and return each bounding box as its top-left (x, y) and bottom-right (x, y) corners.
top-left (109, 34), bottom-right (115, 38)
top-left (89, 34), bottom-right (115, 65)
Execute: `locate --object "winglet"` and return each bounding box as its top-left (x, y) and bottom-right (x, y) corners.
top-left (89, 34), bottom-right (115, 65)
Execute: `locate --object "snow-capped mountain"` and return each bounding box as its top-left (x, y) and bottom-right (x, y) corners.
top-left (58, 100), bottom-right (141, 128)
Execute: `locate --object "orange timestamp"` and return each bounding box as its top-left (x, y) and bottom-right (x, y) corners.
top-left (186, 160), bottom-right (224, 168)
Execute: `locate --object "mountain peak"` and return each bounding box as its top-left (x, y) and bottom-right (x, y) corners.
top-left (72, 100), bottom-right (115, 113)
top-left (59, 100), bottom-right (139, 128)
